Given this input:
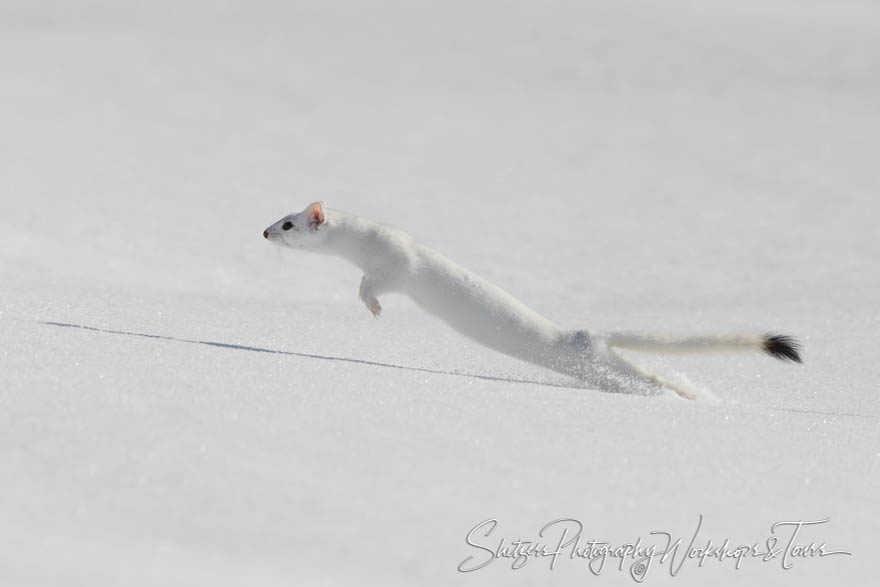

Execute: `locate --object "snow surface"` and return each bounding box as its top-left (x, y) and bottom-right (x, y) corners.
top-left (1, 1), bottom-right (878, 585)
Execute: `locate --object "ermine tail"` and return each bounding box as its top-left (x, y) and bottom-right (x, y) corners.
top-left (602, 332), bottom-right (802, 363)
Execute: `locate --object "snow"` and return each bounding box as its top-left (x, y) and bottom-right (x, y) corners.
top-left (1, 0), bottom-right (878, 584)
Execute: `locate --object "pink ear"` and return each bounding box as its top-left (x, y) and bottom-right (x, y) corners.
top-left (305, 201), bottom-right (325, 229)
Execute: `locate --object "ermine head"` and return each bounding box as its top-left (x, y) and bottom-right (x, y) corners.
top-left (263, 201), bottom-right (328, 249)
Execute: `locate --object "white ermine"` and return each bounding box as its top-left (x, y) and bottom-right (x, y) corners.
top-left (263, 202), bottom-right (801, 398)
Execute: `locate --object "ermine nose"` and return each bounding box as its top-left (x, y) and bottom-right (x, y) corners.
top-left (263, 230), bottom-right (269, 239)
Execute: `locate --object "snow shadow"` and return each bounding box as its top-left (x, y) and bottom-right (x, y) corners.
top-left (42, 321), bottom-right (615, 392)
top-left (40, 321), bottom-right (880, 420)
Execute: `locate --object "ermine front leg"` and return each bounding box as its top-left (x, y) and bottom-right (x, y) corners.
top-left (359, 275), bottom-right (382, 318)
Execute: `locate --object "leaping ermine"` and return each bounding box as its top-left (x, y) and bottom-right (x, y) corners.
top-left (263, 202), bottom-right (801, 399)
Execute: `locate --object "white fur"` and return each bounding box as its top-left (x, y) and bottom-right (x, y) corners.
top-left (264, 203), bottom-right (788, 398)
top-left (600, 332), bottom-right (765, 354)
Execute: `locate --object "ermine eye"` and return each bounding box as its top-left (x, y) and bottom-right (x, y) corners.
top-left (282, 221), bottom-right (293, 230)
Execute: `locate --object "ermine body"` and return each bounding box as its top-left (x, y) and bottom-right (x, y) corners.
top-left (264, 202), bottom-right (800, 398)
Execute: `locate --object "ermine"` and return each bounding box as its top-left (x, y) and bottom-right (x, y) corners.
top-left (263, 202), bottom-right (801, 398)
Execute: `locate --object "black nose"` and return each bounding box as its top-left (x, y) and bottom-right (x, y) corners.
top-left (263, 230), bottom-right (269, 239)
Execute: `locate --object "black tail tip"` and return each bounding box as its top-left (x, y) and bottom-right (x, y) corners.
top-left (762, 333), bottom-right (802, 363)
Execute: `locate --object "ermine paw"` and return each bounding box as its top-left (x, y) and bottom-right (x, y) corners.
top-left (366, 297), bottom-right (382, 318)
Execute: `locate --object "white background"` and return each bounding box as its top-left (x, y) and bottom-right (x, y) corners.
top-left (1, 1), bottom-right (877, 584)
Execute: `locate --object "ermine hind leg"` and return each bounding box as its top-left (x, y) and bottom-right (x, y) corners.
top-left (603, 348), bottom-right (697, 400)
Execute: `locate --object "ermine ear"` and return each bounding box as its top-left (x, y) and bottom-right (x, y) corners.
top-left (305, 201), bottom-right (325, 230)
